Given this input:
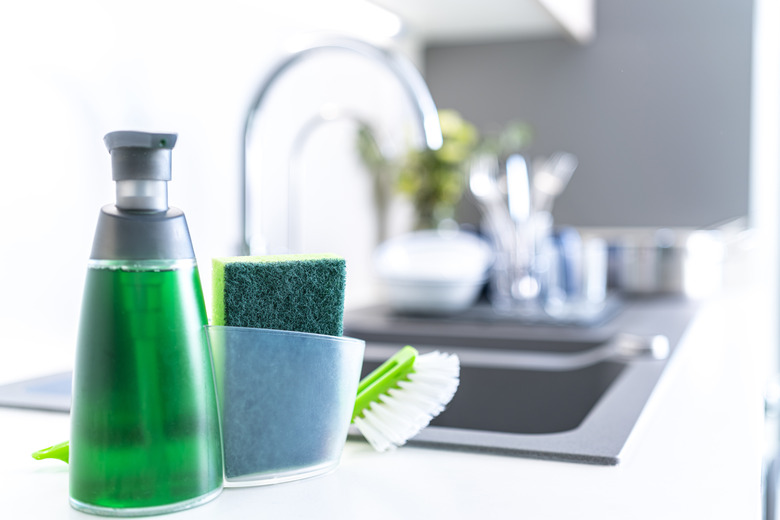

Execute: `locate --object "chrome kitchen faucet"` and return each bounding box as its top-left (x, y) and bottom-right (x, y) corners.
top-left (240, 35), bottom-right (443, 255)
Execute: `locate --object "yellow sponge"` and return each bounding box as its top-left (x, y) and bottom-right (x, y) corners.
top-left (212, 254), bottom-right (346, 336)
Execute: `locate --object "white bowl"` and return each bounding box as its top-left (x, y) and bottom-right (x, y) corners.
top-left (380, 278), bottom-right (488, 314)
top-left (374, 230), bottom-right (493, 314)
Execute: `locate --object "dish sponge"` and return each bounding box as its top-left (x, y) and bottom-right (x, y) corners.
top-left (212, 254), bottom-right (346, 336)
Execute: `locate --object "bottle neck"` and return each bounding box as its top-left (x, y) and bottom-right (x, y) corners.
top-left (115, 180), bottom-right (168, 212)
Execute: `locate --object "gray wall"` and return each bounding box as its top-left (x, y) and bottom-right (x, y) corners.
top-left (424, 0), bottom-right (754, 228)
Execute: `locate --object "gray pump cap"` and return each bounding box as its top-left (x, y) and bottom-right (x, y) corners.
top-left (90, 130), bottom-right (195, 260)
top-left (104, 131), bottom-right (177, 211)
top-left (104, 131), bottom-right (177, 181)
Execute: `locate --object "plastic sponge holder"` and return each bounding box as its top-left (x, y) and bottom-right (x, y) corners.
top-left (205, 326), bottom-right (365, 486)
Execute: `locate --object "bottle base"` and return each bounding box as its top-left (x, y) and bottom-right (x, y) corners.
top-left (69, 486), bottom-right (222, 517)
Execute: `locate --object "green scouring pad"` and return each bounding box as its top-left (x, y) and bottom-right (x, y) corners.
top-left (212, 254), bottom-right (346, 336)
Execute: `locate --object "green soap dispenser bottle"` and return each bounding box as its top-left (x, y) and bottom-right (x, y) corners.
top-left (69, 131), bottom-right (223, 516)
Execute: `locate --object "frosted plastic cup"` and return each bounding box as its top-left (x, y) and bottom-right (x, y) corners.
top-left (204, 326), bottom-right (365, 486)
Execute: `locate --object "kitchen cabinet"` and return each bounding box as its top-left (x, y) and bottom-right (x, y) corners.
top-left (371, 0), bottom-right (595, 44)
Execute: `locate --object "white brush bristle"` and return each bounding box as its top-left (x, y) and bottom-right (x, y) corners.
top-left (353, 351), bottom-right (460, 452)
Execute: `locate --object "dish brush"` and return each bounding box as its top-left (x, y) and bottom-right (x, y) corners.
top-left (351, 346), bottom-right (460, 452)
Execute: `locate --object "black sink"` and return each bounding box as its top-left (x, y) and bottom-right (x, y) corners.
top-left (361, 359), bottom-right (625, 435)
top-left (346, 297), bottom-right (698, 465)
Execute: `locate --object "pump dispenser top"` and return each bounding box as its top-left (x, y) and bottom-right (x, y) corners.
top-left (90, 131), bottom-right (195, 261)
top-left (105, 131), bottom-right (177, 212)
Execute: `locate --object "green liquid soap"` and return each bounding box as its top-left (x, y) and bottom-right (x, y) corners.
top-left (69, 262), bottom-right (222, 514)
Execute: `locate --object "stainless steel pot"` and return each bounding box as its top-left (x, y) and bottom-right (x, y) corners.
top-left (578, 227), bottom-right (726, 296)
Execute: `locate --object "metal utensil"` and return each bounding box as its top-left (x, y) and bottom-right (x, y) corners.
top-left (468, 153), bottom-right (515, 253)
top-left (531, 151), bottom-right (578, 213)
top-left (505, 153), bottom-right (530, 224)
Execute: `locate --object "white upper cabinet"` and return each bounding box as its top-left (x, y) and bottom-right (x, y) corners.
top-left (369, 0), bottom-right (596, 44)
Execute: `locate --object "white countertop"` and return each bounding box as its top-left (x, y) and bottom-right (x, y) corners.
top-left (0, 282), bottom-right (766, 519)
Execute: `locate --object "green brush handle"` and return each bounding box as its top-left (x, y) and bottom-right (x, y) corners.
top-left (32, 440), bottom-right (70, 463)
top-left (351, 346), bottom-right (418, 422)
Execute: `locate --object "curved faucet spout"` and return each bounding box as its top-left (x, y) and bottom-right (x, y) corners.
top-left (240, 35), bottom-right (443, 255)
